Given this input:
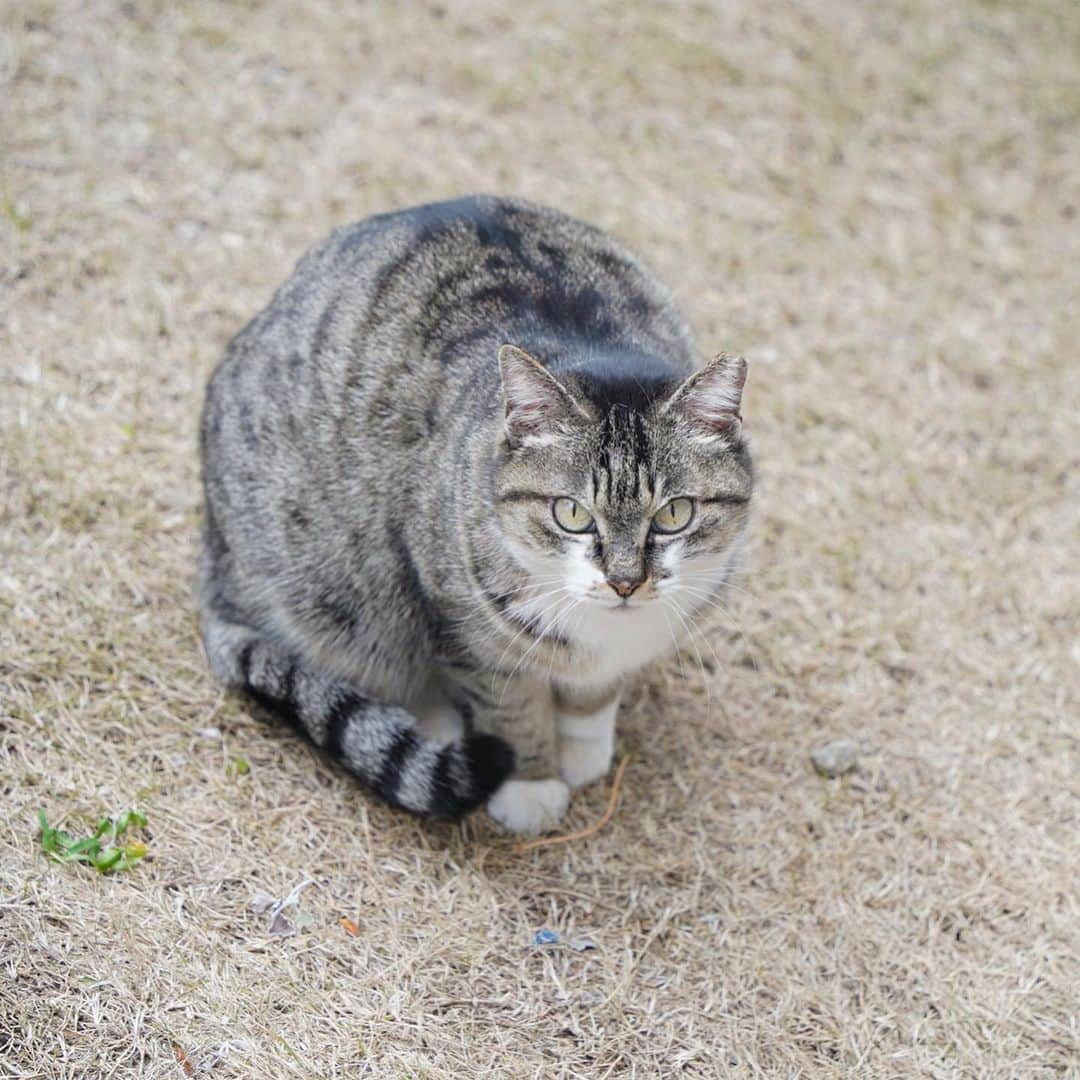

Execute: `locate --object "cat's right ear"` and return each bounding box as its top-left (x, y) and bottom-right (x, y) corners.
top-left (662, 353), bottom-right (747, 444)
top-left (498, 345), bottom-right (588, 448)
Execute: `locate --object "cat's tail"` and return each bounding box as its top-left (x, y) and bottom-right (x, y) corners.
top-left (201, 616), bottom-right (515, 819)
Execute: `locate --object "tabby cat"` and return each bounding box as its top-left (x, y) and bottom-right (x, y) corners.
top-left (199, 196), bottom-right (752, 834)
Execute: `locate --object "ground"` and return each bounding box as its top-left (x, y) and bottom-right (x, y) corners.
top-left (1, 1), bottom-right (1077, 1077)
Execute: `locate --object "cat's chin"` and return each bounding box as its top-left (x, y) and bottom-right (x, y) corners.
top-left (574, 595), bottom-right (662, 619)
top-left (563, 598), bottom-right (678, 681)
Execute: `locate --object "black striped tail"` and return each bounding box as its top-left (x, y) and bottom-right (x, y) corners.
top-left (208, 624), bottom-right (513, 818)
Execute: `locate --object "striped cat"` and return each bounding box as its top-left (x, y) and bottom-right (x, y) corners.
top-left (199, 196), bottom-right (752, 834)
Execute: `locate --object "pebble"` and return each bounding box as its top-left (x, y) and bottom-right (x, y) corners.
top-left (810, 738), bottom-right (858, 778)
top-left (567, 936), bottom-right (597, 952)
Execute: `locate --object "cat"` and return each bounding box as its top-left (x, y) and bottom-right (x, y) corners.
top-left (198, 195), bottom-right (752, 835)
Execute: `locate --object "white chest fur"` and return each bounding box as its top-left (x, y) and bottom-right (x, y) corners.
top-left (506, 540), bottom-right (716, 691)
top-left (561, 601), bottom-right (677, 686)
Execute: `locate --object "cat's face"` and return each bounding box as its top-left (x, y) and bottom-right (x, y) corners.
top-left (493, 346), bottom-right (753, 645)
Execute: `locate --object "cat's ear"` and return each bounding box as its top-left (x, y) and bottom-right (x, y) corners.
top-left (663, 354), bottom-right (747, 442)
top-left (498, 344), bottom-right (588, 448)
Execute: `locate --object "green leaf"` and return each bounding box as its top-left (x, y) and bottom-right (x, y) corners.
top-left (38, 811), bottom-right (60, 845)
top-left (64, 837), bottom-right (103, 859)
top-left (38, 808), bottom-right (149, 874)
top-left (93, 848), bottom-right (123, 873)
top-left (113, 809), bottom-right (148, 836)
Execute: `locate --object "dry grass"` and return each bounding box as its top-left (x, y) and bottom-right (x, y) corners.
top-left (2, 0), bottom-right (1078, 1076)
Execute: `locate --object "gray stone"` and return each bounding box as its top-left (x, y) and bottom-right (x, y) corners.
top-left (811, 738), bottom-right (858, 778)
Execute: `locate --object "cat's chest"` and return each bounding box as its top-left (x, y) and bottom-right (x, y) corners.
top-left (560, 602), bottom-right (674, 685)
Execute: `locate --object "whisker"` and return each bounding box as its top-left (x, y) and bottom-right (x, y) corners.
top-left (545, 596), bottom-right (585, 684)
top-left (491, 587), bottom-right (576, 697)
top-left (671, 584), bottom-right (758, 667)
top-left (659, 603), bottom-right (688, 684)
top-left (450, 577), bottom-right (570, 619)
top-left (677, 570), bottom-right (759, 604)
top-left (661, 597), bottom-right (711, 710)
top-left (670, 583), bottom-right (746, 626)
top-left (669, 591), bottom-right (747, 696)
top-left (669, 592), bottom-right (725, 669)
top-left (499, 593), bottom-right (577, 702)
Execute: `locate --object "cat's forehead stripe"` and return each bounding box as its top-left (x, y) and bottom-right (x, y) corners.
top-left (592, 406), bottom-right (656, 507)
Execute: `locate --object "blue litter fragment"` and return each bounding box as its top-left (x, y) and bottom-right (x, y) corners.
top-left (533, 928), bottom-right (559, 946)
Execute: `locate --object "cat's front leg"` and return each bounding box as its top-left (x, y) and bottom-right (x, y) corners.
top-left (456, 670), bottom-right (570, 836)
top-left (554, 681), bottom-right (621, 790)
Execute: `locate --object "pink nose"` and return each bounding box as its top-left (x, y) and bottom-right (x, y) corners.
top-left (608, 575), bottom-right (643, 598)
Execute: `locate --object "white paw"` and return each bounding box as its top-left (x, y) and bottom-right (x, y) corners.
top-left (558, 735), bottom-right (614, 790)
top-left (487, 778), bottom-right (570, 836)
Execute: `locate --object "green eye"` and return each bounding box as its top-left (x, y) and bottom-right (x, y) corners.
top-left (652, 498), bottom-right (694, 534)
top-left (552, 498), bottom-right (594, 533)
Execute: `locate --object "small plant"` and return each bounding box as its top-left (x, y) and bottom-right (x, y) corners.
top-left (38, 809), bottom-right (149, 874)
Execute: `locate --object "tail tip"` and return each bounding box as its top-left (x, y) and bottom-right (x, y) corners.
top-left (464, 733), bottom-right (516, 804)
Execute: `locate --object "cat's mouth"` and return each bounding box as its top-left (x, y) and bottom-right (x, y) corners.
top-left (602, 597), bottom-right (649, 612)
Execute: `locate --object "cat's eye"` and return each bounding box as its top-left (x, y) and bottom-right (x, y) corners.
top-left (552, 498), bottom-right (595, 534)
top-left (652, 498), bottom-right (694, 534)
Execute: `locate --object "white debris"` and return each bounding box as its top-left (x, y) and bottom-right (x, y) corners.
top-left (810, 739), bottom-right (858, 778)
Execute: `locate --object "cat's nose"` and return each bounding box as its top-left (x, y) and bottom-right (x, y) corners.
top-left (607, 574), bottom-right (644, 598)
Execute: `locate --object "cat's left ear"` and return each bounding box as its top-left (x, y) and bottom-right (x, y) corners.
top-left (663, 354), bottom-right (747, 442)
top-left (498, 344), bottom-right (588, 448)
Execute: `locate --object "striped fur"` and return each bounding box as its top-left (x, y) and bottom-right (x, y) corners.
top-left (198, 196), bottom-right (753, 824)
top-left (199, 605), bottom-right (512, 816)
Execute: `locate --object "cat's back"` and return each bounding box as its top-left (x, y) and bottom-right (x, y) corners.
top-left (203, 196), bottom-right (697, 497)
top-left (216, 196), bottom-right (694, 380)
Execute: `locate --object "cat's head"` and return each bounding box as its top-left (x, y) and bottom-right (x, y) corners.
top-left (493, 344), bottom-right (753, 633)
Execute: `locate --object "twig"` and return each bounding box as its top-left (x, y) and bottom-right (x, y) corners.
top-left (515, 755), bottom-right (631, 853)
top-left (173, 1045), bottom-right (194, 1077)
